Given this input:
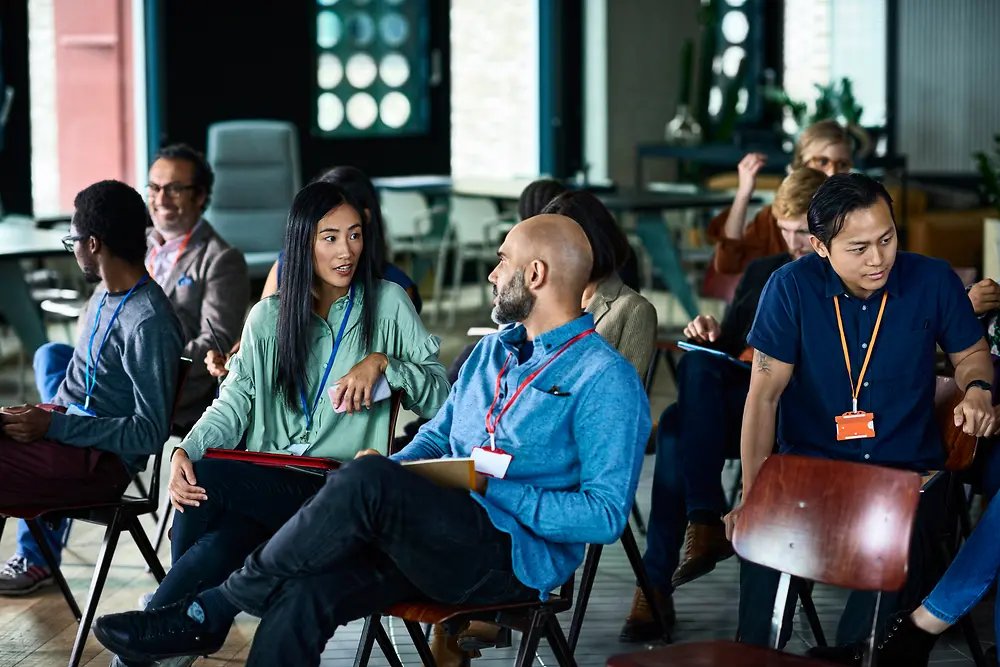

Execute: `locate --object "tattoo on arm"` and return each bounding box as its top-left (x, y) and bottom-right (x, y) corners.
top-left (754, 349), bottom-right (771, 374)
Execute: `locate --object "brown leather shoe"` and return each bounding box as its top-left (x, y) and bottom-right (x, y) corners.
top-left (670, 522), bottom-right (734, 589)
top-left (619, 587), bottom-right (675, 643)
top-left (430, 622), bottom-right (481, 667)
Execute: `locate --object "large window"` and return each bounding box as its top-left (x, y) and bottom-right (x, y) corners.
top-left (313, 0), bottom-right (429, 137)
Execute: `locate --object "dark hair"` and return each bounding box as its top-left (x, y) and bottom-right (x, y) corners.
top-left (518, 179), bottom-right (569, 220)
top-left (276, 181), bottom-right (381, 408)
top-left (72, 180), bottom-right (150, 265)
top-left (541, 190), bottom-right (631, 283)
top-left (807, 173), bottom-right (895, 247)
top-left (152, 143), bottom-right (215, 209)
top-left (314, 166), bottom-right (389, 270)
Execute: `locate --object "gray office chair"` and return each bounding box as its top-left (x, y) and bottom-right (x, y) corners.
top-left (205, 120), bottom-right (301, 279)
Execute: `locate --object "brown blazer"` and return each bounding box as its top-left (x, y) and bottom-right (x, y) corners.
top-left (148, 221), bottom-right (250, 427)
top-left (586, 273), bottom-right (658, 379)
top-left (707, 204), bottom-right (788, 275)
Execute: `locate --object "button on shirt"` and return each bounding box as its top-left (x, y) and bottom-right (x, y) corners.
top-left (747, 252), bottom-right (983, 470)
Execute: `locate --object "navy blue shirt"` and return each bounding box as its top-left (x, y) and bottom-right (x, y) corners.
top-left (747, 251), bottom-right (983, 470)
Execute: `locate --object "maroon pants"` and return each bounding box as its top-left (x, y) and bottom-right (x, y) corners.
top-left (0, 407), bottom-right (132, 513)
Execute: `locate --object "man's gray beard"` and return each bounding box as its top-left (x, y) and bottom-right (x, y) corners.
top-left (490, 269), bottom-right (534, 325)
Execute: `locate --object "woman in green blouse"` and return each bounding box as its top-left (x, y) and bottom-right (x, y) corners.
top-left (136, 178), bottom-right (449, 647)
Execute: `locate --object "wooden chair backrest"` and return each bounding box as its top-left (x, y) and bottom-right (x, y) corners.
top-left (934, 375), bottom-right (979, 471)
top-left (733, 454), bottom-right (921, 592)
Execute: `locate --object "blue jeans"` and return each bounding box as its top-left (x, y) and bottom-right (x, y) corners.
top-left (146, 459), bottom-right (326, 610)
top-left (15, 343), bottom-right (74, 567)
top-left (642, 351), bottom-right (749, 593)
top-left (923, 481), bottom-right (1000, 641)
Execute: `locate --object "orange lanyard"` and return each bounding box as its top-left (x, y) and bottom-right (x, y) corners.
top-left (834, 291), bottom-right (887, 413)
top-left (146, 227), bottom-right (195, 278)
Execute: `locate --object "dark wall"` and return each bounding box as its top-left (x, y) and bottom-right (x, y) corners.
top-left (156, 0), bottom-right (450, 181)
top-left (0, 0), bottom-right (32, 215)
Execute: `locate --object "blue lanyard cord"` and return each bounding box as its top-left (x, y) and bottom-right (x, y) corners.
top-left (299, 284), bottom-right (355, 432)
top-left (84, 274), bottom-right (150, 409)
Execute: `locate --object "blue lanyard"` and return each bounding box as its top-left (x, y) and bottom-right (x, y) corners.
top-left (299, 284), bottom-right (355, 432)
top-left (85, 274), bottom-right (150, 409)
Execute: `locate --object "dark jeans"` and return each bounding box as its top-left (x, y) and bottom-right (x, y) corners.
top-left (218, 455), bottom-right (538, 667)
top-left (642, 351), bottom-right (750, 593)
top-left (738, 470), bottom-right (948, 647)
top-left (146, 459), bottom-right (325, 610)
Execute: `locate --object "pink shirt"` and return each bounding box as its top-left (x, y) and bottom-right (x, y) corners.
top-left (146, 220), bottom-right (203, 285)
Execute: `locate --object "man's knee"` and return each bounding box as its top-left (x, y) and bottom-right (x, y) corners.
top-left (33, 342), bottom-right (71, 377)
top-left (321, 454), bottom-right (400, 498)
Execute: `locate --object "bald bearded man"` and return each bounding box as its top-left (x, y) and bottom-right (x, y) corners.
top-left (93, 215), bottom-right (653, 667)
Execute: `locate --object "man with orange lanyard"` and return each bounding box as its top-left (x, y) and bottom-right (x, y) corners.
top-left (91, 214), bottom-right (651, 667)
top-left (33, 144), bottom-right (249, 431)
top-left (728, 173), bottom-right (997, 650)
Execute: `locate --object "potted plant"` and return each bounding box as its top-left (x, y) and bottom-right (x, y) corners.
top-left (975, 135), bottom-right (1000, 279)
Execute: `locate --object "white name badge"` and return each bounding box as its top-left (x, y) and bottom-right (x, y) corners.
top-left (288, 443), bottom-right (311, 456)
top-left (66, 403), bottom-right (98, 418)
top-left (471, 446), bottom-right (513, 479)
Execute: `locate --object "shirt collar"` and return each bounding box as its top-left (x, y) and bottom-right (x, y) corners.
top-left (822, 256), bottom-right (900, 300)
top-left (149, 218), bottom-right (204, 249)
top-left (498, 313), bottom-right (597, 356)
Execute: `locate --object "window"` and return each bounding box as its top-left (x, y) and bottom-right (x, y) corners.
top-left (313, 0), bottom-right (429, 136)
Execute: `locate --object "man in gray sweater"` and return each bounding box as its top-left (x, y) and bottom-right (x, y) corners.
top-left (0, 180), bottom-right (183, 595)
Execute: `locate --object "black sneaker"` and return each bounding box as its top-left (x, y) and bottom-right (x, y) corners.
top-left (806, 611), bottom-right (939, 667)
top-left (93, 596), bottom-right (228, 663)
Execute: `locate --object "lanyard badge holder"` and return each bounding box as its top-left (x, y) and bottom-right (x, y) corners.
top-left (69, 275), bottom-right (150, 418)
top-left (477, 328), bottom-right (596, 479)
top-left (293, 285), bottom-right (355, 454)
top-left (834, 292), bottom-right (886, 441)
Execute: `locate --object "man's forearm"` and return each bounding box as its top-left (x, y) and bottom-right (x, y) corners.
top-left (953, 347), bottom-right (994, 390)
top-left (721, 192), bottom-right (753, 240)
top-left (739, 395), bottom-right (778, 498)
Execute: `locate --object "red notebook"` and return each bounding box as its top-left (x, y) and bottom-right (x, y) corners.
top-left (203, 448), bottom-right (341, 471)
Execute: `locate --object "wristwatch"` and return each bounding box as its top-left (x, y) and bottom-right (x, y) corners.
top-left (966, 379), bottom-right (993, 394)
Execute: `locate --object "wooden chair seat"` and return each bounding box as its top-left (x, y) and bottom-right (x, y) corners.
top-left (608, 642), bottom-right (844, 667)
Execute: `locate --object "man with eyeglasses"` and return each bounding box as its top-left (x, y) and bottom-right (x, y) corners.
top-left (9, 145), bottom-right (249, 597)
top-left (0, 181), bottom-right (183, 596)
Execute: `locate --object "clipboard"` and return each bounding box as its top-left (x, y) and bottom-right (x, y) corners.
top-left (203, 448), bottom-right (341, 472)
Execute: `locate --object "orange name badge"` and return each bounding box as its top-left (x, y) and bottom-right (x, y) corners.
top-left (836, 411), bottom-right (875, 441)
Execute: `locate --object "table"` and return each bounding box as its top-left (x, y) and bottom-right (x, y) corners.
top-left (0, 222), bottom-right (72, 356)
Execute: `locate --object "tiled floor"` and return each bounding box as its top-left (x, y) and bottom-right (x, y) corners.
top-left (0, 292), bottom-right (995, 665)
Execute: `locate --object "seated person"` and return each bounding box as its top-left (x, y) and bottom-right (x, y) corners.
top-left (20, 146), bottom-right (251, 594)
top-left (105, 179), bottom-right (449, 667)
top-left (817, 484), bottom-right (1000, 667)
top-left (0, 181), bottom-right (183, 595)
top-left (621, 167), bottom-right (828, 642)
top-left (91, 214), bottom-right (651, 667)
top-left (732, 173), bottom-right (996, 649)
top-left (708, 119), bottom-right (856, 274)
top-left (205, 165), bottom-right (421, 378)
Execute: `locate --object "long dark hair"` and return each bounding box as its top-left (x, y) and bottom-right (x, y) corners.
top-left (541, 190), bottom-right (631, 283)
top-left (276, 181), bottom-right (382, 408)
top-left (315, 166), bottom-right (390, 271)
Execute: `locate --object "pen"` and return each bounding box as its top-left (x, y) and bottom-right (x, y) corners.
top-left (205, 318), bottom-right (226, 356)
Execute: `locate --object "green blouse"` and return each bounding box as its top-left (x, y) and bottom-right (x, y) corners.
top-left (179, 281), bottom-right (449, 462)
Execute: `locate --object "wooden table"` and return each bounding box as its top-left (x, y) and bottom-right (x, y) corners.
top-left (0, 221), bottom-right (72, 356)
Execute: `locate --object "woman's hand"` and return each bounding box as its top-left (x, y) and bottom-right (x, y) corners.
top-left (205, 340), bottom-right (241, 378)
top-left (331, 353), bottom-right (389, 414)
top-left (168, 449), bottom-right (207, 513)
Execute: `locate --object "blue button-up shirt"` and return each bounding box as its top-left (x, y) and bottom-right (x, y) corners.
top-left (747, 251), bottom-right (983, 470)
top-left (392, 314), bottom-right (650, 596)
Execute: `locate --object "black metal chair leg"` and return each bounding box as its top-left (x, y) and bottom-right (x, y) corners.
top-left (513, 612), bottom-right (547, 667)
top-left (127, 516), bottom-right (166, 582)
top-left (545, 615), bottom-right (579, 667)
top-left (374, 620), bottom-right (405, 667)
top-left (621, 524), bottom-right (672, 643)
top-left (404, 619), bottom-right (440, 667)
top-left (568, 544), bottom-right (603, 652)
top-left (959, 615), bottom-right (988, 667)
top-left (132, 475), bottom-right (157, 522)
top-left (353, 615), bottom-right (379, 667)
top-left (153, 502), bottom-right (172, 553)
top-left (62, 519), bottom-right (73, 547)
top-left (630, 504), bottom-right (647, 536)
top-left (69, 512), bottom-right (123, 667)
top-left (0, 516), bottom-right (6, 544)
top-left (798, 582), bottom-right (827, 647)
top-left (26, 518), bottom-right (81, 621)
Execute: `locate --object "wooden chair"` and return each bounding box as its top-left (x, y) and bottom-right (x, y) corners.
top-left (0, 357), bottom-right (192, 667)
top-left (607, 454), bottom-right (922, 667)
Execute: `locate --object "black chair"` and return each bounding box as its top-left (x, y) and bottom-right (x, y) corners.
top-left (0, 357), bottom-right (191, 667)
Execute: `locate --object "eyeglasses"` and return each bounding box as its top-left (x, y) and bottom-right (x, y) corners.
top-left (805, 156), bottom-right (854, 173)
top-left (61, 235), bottom-right (88, 252)
top-left (147, 183), bottom-right (197, 198)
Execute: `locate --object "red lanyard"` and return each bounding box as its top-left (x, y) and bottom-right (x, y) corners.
top-left (146, 226), bottom-right (195, 277)
top-left (484, 329), bottom-right (595, 449)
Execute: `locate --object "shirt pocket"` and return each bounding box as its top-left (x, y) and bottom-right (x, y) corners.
top-left (869, 327), bottom-right (935, 389)
top-left (495, 385), bottom-right (573, 452)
